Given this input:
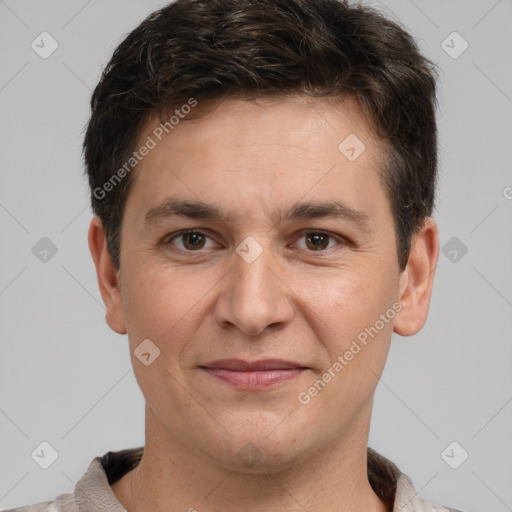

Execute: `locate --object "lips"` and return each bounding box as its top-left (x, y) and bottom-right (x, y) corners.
top-left (200, 359), bottom-right (307, 390)
top-left (201, 359), bottom-right (303, 371)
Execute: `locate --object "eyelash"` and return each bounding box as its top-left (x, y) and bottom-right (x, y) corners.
top-left (162, 229), bottom-right (349, 254)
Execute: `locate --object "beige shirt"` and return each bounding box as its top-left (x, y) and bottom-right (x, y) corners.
top-left (6, 447), bottom-right (463, 511)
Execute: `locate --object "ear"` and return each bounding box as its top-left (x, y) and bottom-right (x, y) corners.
top-left (88, 217), bottom-right (127, 335)
top-left (394, 217), bottom-right (439, 336)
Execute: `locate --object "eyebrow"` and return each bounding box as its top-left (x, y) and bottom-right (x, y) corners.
top-left (143, 198), bottom-right (371, 231)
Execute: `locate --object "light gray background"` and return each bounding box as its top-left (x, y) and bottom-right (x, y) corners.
top-left (0, 0), bottom-right (511, 510)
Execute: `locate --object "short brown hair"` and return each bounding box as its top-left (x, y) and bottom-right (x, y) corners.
top-left (83, 0), bottom-right (438, 270)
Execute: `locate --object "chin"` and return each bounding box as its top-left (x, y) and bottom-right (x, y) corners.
top-left (204, 421), bottom-right (313, 474)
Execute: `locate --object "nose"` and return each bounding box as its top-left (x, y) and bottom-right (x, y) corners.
top-left (213, 240), bottom-right (295, 337)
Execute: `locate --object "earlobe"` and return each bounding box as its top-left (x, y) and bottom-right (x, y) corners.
top-left (88, 217), bottom-right (127, 335)
top-left (393, 217), bottom-right (439, 337)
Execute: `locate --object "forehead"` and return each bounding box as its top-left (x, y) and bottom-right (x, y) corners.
top-left (146, 93), bottom-right (379, 156)
top-left (125, 94), bottom-right (391, 229)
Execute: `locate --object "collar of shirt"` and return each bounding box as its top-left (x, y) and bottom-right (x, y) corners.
top-left (11, 447), bottom-right (463, 511)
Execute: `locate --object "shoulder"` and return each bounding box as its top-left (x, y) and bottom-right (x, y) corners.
top-left (395, 472), bottom-right (465, 512)
top-left (3, 492), bottom-right (78, 511)
top-left (4, 446), bottom-right (143, 511)
top-left (367, 447), bottom-right (465, 512)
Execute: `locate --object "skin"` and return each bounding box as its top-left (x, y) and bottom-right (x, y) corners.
top-left (89, 94), bottom-right (439, 512)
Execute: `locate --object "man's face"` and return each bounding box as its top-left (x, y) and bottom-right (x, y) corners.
top-left (110, 95), bottom-right (409, 469)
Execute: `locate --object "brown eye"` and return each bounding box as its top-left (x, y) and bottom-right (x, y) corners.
top-left (166, 230), bottom-right (215, 251)
top-left (305, 232), bottom-right (331, 251)
top-left (291, 231), bottom-right (341, 252)
top-left (181, 232), bottom-right (206, 250)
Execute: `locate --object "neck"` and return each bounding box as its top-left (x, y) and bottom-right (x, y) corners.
top-left (113, 406), bottom-right (392, 512)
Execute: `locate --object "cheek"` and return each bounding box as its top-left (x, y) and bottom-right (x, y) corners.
top-left (121, 260), bottom-right (221, 353)
top-left (296, 271), bottom-right (397, 418)
top-left (302, 265), bottom-right (398, 362)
